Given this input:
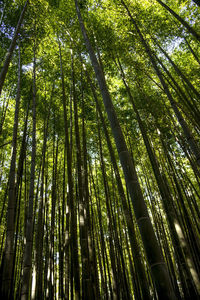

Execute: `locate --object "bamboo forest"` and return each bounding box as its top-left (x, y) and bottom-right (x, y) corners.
top-left (0, 0), bottom-right (200, 299)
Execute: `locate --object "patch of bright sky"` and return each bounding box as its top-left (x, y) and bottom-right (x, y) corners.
top-left (180, 2), bottom-right (199, 26)
top-left (160, 2), bottom-right (199, 55)
top-left (0, 21), bottom-right (15, 40)
top-left (22, 62), bottom-right (33, 72)
top-left (166, 37), bottom-right (183, 55)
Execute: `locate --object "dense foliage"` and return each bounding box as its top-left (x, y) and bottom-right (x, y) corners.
top-left (0, 0), bottom-right (200, 299)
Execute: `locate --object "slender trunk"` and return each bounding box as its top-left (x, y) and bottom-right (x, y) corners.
top-left (0, 95), bottom-right (9, 136)
top-left (96, 184), bottom-right (113, 299)
top-left (0, 180), bottom-right (8, 229)
top-left (184, 38), bottom-right (200, 66)
top-left (59, 41), bottom-right (80, 300)
top-left (35, 89), bottom-right (52, 300)
top-left (1, 47), bottom-right (21, 299)
top-left (155, 0), bottom-right (200, 41)
top-left (12, 175), bottom-right (23, 297)
top-left (97, 120), bottom-right (119, 300)
top-left (15, 101), bottom-right (30, 208)
top-left (30, 163), bottom-right (42, 300)
top-left (43, 175), bottom-right (49, 300)
top-left (154, 39), bottom-right (200, 100)
top-left (59, 148), bottom-right (66, 300)
top-left (74, 1), bottom-right (176, 298)
top-left (64, 145), bottom-right (70, 300)
top-left (11, 102), bottom-right (30, 295)
top-left (21, 42), bottom-right (37, 300)
top-left (48, 136), bottom-right (58, 300)
top-left (154, 54), bottom-right (200, 127)
top-left (117, 57), bottom-right (200, 296)
top-left (0, 0), bottom-right (29, 95)
top-left (72, 56), bottom-right (91, 299)
top-left (88, 74), bottom-right (151, 299)
top-left (81, 88), bottom-right (99, 299)
top-left (121, 0), bottom-right (200, 167)
top-left (89, 165), bottom-right (109, 299)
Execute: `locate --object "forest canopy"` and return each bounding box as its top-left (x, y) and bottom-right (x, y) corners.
top-left (0, 0), bottom-right (200, 299)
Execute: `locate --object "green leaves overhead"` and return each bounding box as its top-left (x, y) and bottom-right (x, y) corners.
top-left (0, 0), bottom-right (200, 299)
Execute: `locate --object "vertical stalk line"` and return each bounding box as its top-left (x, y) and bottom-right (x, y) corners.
top-left (21, 38), bottom-right (37, 300)
top-left (59, 41), bottom-right (80, 300)
top-left (0, 0), bottom-right (29, 96)
top-left (74, 1), bottom-right (176, 298)
top-left (1, 46), bottom-right (21, 299)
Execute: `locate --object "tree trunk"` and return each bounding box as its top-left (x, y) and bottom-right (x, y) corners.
top-left (59, 40), bottom-right (80, 300)
top-left (184, 38), bottom-right (200, 66)
top-left (154, 38), bottom-right (200, 100)
top-left (121, 1), bottom-right (200, 167)
top-left (72, 56), bottom-right (91, 300)
top-left (74, 1), bottom-right (176, 298)
top-left (87, 73), bottom-right (151, 299)
top-left (126, 59), bottom-right (199, 296)
top-left (21, 42), bottom-right (37, 300)
top-left (1, 47), bottom-right (21, 300)
top-left (155, 0), bottom-right (200, 41)
top-left (0, 0), bottom-right (29, 96)
top-left (0, 95), bottom-right (9, 136)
